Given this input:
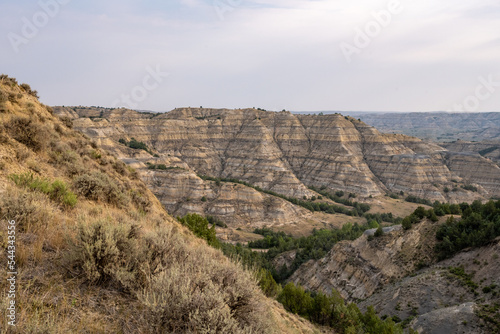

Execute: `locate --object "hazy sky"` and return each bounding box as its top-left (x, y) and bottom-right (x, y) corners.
top-left (1, 0), bottom-right (500, 112)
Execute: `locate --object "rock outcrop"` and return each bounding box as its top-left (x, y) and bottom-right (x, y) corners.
top-left (441, 140), bottom-right (500, 167)
top-left (289, 220), bottom-right (440, 301)
top-left (54, 107), bottom-right (500, 206)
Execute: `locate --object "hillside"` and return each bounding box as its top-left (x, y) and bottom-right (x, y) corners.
top-left (290, 213), bottom-right (500, 333)
top-left (0, 76), bottom-right (324, 333)
top-left (52, 107), bottom-right (500, 238)
top-left (441, 140), bottom-right (500, 167)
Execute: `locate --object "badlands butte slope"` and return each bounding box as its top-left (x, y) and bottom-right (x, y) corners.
top-left (0, 76), bottom-right (324, 333)
top-left (55, 107), bottom-right (500, 226)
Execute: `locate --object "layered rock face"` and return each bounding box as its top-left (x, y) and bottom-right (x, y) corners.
top-left (141, 167), bottom-right (315, 230)
top-left (289, 221), bottom-right (439, 301)
top-left (358, 236), bottom-right (500, 334)
top-left (55, 107), bottom-right (500, 204)
top-left (442, 140), bottom-right (500, 167)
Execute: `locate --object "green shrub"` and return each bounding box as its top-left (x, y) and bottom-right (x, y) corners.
top-left (177, 213), bottom-right (220, 248)
top-left (206, 215), bottom-right (227, 228)
top-left (461, 184), bottom-right (478, 192)
top-left (278, 282), bottom-right (313, 316)
top-left (405, 195), bottom-right (432, 206)
top-left (374, 226), bottom-right (384, 237)
top-left (435, 200), bottom-right (500, 259)
top-left (9, 172), bottom-right (77, 208)
top-left (276, 282), bottom-right (402, 333)
top-left (402, 217), bottom-right (412, 230)
top-left (257, 268), bottom-right (281, 298)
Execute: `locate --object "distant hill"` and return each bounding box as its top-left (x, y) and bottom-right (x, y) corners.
top-left (340, 112), bottom-right (500, 142)
top-left (54, 106), bottom-right (500, 209)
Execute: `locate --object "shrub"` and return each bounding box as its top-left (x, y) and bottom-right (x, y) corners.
top-left (129, 189), bottom-right (151, 213)
top-left (414, 206), bottom-right (427, 219)
top-left (206, 215), bottom-right (227, 228)
top-left (66, 220), bottom-right (272, 333)
top-left (257, 268), bottom-right (280, 298)
top-left (278, 282), bottom-right (313, 316)
top-left (113, 160), bottom-right (128, 175)
top-left (20, 83), bottom-right (39, 98)
top-left (138, 243), bottom-right (269, 333)
top-left (66, 220), bottom-right (146, 290)
top-left (402, 216), bottom-right (412, 230)
top-left (436, 202), bottom-right (500, 260)
top-left (427, 209), bottom-right (439, 222)
top-left (177, 213), bottom-right (220, 248)
top-left (374, 226), bottom-right (384, 237)
top-left (73, 172), bottom-right (129, 207)
top-left (462, 184), bottom-right (478, 192)
top-left (0, 188), bottom-right (53, 232)
top-left (59, 116), bottom-right (73, 129)
top-left (7, 116), bottom-right (47, 151)
top-left (0, 90), bottom-right (7, 103)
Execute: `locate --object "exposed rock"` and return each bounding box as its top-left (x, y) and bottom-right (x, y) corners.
top-left (272, 250), bottom-right (298, 271)
top-left (54, 107), bottom-right (500, 204)
top-left (442, 140), bottom-right (500, 167)
top-left (141, 167), bottom-right (315, 230)
top-left (289, 219), bottom-right (440, 301)
top-left (410, 303), bottom-right (484, 334)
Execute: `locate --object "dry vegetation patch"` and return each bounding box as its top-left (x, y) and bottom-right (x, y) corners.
top-left (0, 75), bottom-right (290, 333)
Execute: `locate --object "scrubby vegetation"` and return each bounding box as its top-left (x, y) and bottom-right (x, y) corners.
top-left (73, 171), bottom-right (130, 208)
top-left (249, 224), bottom-right (367, 281)
top-left (9, 172), bottom-right (77, 208)
top-left (309, 185), bottom-right (371, 213)
top-left (0, 76), bottom-right (279, 333)
top-left (405, 195), bottom-right (433, 206)
top-left (145, 162), bottom-right (184, 171)
top-left (179, 214), bottom-right (401, 333)
top-left (199, 175), bottom-right (363, 216)
top-left (177, 213), bottom-right (220, 248)
top-left (65, 218), bottom-right (269, 333)
top-left (278, 282), bottom-right (402, 333)
top-left (118, 137), bottom-right (154, 155)
top-left (476, 303), bottom-right (500, 334)
top-left (478, 146), bottom-right (499, 157)
top-left (446, 266), bottom-right (478, 292)
top-left (435, 200), bottom-right (500, 259)
top-left (364, 212), bottom-right (402, 224)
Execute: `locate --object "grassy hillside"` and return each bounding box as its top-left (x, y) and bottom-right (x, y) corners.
top-left (0, 75), bottom-right (323, 333)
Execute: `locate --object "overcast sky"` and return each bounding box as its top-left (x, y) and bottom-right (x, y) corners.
top-left (1, 0), bottom-right (500, 112)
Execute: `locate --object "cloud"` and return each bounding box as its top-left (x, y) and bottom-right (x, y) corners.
top-left (1, 0), bottom-right (499, 112)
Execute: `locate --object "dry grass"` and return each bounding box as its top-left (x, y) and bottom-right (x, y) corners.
top-left (0, 76), bottom-right (299, 334)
